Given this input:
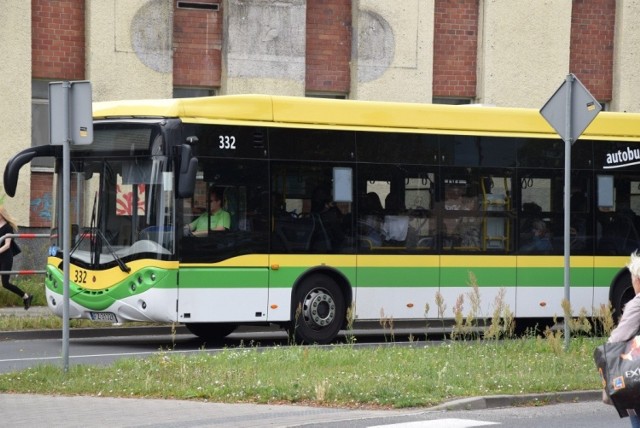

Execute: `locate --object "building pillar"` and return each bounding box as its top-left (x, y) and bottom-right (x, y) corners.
top-left (612, 1), bottom-right (640, 112)
top-left (0, 1), bottom-right (32, 224)
top-left (351, 0), bottom-right (433, 103)
top-left (222, 0), bottom-right (306, 96)
top-left (477, 0), bottom-right (571, 108)
top-left (86, 0), bottom-right (173, 101)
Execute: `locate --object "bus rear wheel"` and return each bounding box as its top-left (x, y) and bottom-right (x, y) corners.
top-left (291, 273), bottom-right (345, 344)
top-left (185, 322), bottom-right (236, 342)
top-left (611, 274), bottom-right (634, 323)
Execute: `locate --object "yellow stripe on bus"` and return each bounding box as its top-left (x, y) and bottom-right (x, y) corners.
top-left (182, 254), bottom-right (270, 267)
top-left (269, 254), bottom-right (357, 268)
top-left (47, 257), bottom-right (178, 291)
top-left (357, 255), bottom-right (440, 267)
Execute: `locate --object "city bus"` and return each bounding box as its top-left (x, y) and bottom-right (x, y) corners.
top-left (5, 94), bottom-right (640, 343)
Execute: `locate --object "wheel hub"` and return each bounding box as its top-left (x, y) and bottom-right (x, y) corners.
top-left (303, 289), bottom-right (336, 329)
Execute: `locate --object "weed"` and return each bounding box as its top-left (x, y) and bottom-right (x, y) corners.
top-left (379, 308), bottom-right (395, 342)
top-left (315, 379), bottom-right (330, 402)
top-left (593, 302), bottom-right (614, 337)
top-left (542, 317), bottom-right (564, 356)
top-left (450, 294), bottom-right (466, 340)
top-left (423, 302), bottom-right (430, 340)
top-left (289, 302), bottom-right (302, 345)
top-left (345, 303), bottom-right (357, 345)
top-left (435, 290), bottom-right (446, 329)
top-left (484, 288), bottom-right (514, 340)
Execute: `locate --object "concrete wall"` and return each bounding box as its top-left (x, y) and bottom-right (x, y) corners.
top-left (612, 0), bottom-right (640, 112)
top-left (86, 0), bottom-right (173, 101)
top-left (0, 1), bottom-right (32, 225)
top-left (351, 0), bottom-right (433, 102)
top-left (477, 0), bottom-right (571, 108)
top-left (222, 0), bottom-right (306, 96)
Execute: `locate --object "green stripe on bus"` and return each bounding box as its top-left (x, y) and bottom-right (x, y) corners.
top-left (179, 268), bottom-right (269, 288)
top-left (357, 267), bottom-right (439, 287)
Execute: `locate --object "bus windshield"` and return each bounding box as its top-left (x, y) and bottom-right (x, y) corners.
top-left (51, 127), bottom-right (175, 267)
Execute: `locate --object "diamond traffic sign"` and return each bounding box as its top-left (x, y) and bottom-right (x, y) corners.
top-left (540, 73), bottom-right (602, 144)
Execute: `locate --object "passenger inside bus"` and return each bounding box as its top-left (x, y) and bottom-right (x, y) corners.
top-left (186, 187), bottom-right (230, 236)
top-left (382, 191), bottom-right (409, 244)
top-left (358, 192), bottom-right (384, 247)
top-left (310, 185), bottom-right (345, 251)
top-left (443, 182), bottom-right (479, 249)
top-left (520, 219), bottom-right (552, 253)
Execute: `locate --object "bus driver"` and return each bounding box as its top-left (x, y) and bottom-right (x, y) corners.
top-left (187, 187), bottom-right (230, 236)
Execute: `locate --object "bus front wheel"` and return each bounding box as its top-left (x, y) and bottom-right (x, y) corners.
top-left (291, 273), bottom-right (345, 344)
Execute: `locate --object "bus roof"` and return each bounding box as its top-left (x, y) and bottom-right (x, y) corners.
top-left (93, 94), bottom-right (640, 141)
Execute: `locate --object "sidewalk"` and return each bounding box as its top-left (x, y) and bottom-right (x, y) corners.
top-left (0, 304), bottom-right (50, 318)
top-left (0, 391), bottom-right (602, 428)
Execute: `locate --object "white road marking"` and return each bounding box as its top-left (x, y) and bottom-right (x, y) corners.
top-left (368, 418), bottom-right (499, 428)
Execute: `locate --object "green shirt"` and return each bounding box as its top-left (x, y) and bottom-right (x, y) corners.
top-left (190, 209), bottom-right (231, 232)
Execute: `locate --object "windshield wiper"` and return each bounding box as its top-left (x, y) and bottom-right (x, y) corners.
top-left (92, 228), bottom-right (131, 273)
top-left (71, 227), bottom-right (131, 273)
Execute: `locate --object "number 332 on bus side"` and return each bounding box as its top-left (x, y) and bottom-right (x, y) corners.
top-left (219, 135), bottom-right (236, 150)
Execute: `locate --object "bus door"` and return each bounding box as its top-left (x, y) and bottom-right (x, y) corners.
top-left (177, 157), bottom-right (270, 323)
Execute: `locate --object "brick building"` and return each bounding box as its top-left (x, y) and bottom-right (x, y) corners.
top-left (1, 0), bottom-right (639, 228)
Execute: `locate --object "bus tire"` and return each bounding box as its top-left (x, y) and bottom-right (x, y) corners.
top-left (291, 273), bottom-right (345, 344)
top-left (611, 273), bottom-right (634, 323)
top-left (185, 322), bottom-right (236, 342)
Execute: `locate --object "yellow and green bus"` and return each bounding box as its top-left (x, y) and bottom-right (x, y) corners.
top-left (6, 95), bottom-right (640, 343)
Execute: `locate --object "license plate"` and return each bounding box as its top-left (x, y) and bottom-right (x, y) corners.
top-left (89, 312), bottom-right (118, 323)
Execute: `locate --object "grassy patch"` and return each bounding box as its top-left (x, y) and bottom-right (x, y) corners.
top-left (0, 315), bottom-right (124, 331)
top-left (0, 337), bottom-right (602, 408)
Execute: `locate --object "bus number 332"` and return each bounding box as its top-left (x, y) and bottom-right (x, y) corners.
top-left (73, 269), bottom-right (88, 284)
top-left (219, 135), bottom-right (236, 149)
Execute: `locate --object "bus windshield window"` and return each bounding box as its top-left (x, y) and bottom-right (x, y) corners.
top-left (56, 154), bottom-right (174, 265)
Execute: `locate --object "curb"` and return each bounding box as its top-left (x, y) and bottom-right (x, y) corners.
top-left (0, 324), bottom-right (190, 341)
top-left (429, 390), bottom-right (602, 411)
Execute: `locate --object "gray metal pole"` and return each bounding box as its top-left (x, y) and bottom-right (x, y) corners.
top-left (62, 82), bottom-right (71, 372)
top-left (563, 74), bottom-right (573, 351)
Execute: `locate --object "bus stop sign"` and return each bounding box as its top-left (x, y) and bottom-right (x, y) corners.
top-left (49, 81), bottom-right (93, 145)
top-left (540, 73), bottom-right (601, 144)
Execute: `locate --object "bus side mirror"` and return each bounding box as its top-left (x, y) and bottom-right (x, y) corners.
top-left (176, 143), bottom-right (198, 199)
top-left (4, 145), bottom-right (61, 197)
